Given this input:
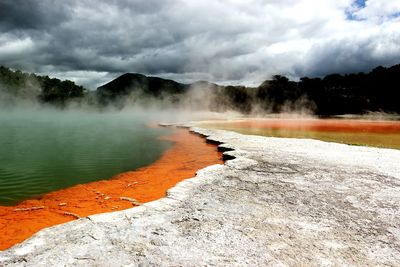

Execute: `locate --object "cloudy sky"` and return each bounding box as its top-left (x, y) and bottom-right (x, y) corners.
top-left (1, 0), bottom-right (400, 89)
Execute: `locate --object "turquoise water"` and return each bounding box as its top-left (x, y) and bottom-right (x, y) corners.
top-left (0, 110), bottom-right (173, 206)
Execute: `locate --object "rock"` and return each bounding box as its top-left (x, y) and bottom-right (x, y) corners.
top-left (119, 197), bottom-right (141, 206)
top-left (63, 212), bottom-right (81, 219)
top-left (14, 206), bottom-right (45, 212)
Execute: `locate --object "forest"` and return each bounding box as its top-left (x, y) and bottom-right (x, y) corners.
top-left (1, 64), bottom-right (399, 115)
top-left (0, 66), bottom-right (86, 106)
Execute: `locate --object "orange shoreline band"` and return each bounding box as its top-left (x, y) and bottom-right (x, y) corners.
top-left (211, 119), bottom-right (400, 134)
top-left (0, 129), bottom-right (223, 250)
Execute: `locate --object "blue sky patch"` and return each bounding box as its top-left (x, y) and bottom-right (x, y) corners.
top-left (354, 0), bottom-right (367, 8)
top-left (392, 12), bottom-right (400, 18)
top-left (346, 0), bottom-right (367, 20)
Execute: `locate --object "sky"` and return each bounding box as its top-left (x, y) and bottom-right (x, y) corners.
top-left (0, 0), bottom-right (400, 89)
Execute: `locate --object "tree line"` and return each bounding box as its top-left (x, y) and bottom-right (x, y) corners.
top-left (1, 63), bottom-right (399, 115)
top-left (209, 64), bottom-right (400, 115)
top-left (0, 66), bottom-right (86, 106)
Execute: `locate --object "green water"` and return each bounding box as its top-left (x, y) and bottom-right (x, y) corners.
top-left (0, 110), bottom-right (173, 206)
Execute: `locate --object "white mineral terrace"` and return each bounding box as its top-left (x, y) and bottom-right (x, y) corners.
top-left (1, 126), bottom-right (400, 266)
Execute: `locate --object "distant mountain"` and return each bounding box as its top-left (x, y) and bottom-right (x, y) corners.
top-left (96, 73), bottom-right (189, 102)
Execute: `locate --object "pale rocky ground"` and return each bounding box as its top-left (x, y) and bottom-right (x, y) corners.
top-left (1, 126), bottom-right (400, 266)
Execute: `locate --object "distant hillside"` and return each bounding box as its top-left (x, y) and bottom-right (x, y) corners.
top-left (2, 63), bottom-right (399, 115)
top-left (253, 64), bottom-right (400, 115)
top-left (96, 73), bottom-right (254, 111)
top-left (299, 64), bottom-right (400, 114)
top-left (97, 73), bottom-right (189, 103)
top-left (0, 66), bottom-right (87, 106)
top-left (96, 64), bottom-right (400, 115)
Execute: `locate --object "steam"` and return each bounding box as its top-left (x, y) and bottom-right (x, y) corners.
top-left (0, 75), bottom-right (317, 123)
top-left (0, 79), bottom-right (242, 125)
top-left (0, 84), bottom-right (41, 111)
top-left (5, 65), bottom-right (387, 123)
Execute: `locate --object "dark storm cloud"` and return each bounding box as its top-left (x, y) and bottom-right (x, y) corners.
top-left (0, 0), bottom-right (400, 88)
top-left (0, 0), bottom-right (70, 31)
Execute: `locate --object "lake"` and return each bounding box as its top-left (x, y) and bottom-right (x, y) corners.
top-left (200, 118), bottom-right (400, 150)
top-left (0, 109), bottom-right (172, 206)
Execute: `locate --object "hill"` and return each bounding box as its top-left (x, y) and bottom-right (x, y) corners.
top-left (96, 73), bottom-right (189, 103)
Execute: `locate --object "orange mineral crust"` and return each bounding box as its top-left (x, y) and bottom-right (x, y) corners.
top-left (0, 129), bottom-right (223, 250)
top-left (216, 119), bottom-right (400, 134)
top-left (201, 118), bottom-right (400, 149)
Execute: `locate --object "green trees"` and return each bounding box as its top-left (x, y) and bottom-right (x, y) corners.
top-left (221, 86), bottom-right (253, 113)
top-left (256, 75), bottom-right (303, 112)
top-left (255, 64), bottom-right (400, 115)
top-left (0, 66), bottom-right (87, 106)
top-left (2, 63), bottom-right (400, 114)
top-left (38, 77), bottom-right (86, 105)
top-left (0, 66), bottom-right (39, 96)
top-left (298, 64), bottom-right (400, 114)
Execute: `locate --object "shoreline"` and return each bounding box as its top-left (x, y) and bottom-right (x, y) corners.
top-left (0, 128), bottom-right (223, 250)
top-left (0, 125), bottom-right (400, 266)
top-left (198, 118), bottom-right (400, 150)
top-left (198, 117), bottom-right (400, 134)
top-left (1, 125), bottom-right (400, 265)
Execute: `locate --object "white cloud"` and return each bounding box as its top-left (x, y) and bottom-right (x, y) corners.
top-left (0, 36), bottom-right (35, 60)
top-left (42, 70), bottom-right (113, 90)
top-left (354, 0), bottom-right (400, 20)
